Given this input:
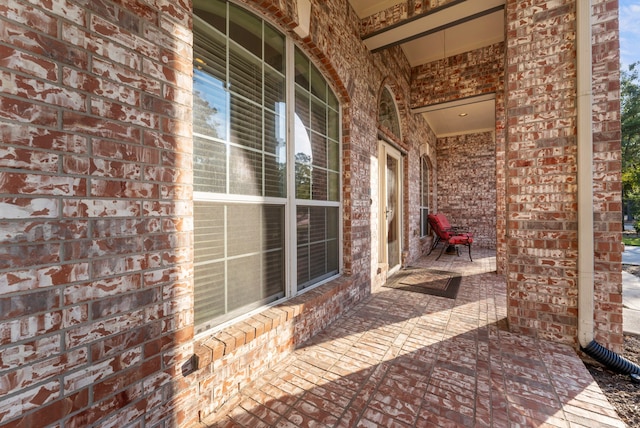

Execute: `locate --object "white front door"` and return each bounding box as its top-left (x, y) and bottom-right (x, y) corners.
top-left (379, 141), bottom-right (403, 274)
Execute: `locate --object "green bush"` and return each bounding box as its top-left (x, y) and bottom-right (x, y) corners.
top-left (624, 236), bottom-right (640, 246)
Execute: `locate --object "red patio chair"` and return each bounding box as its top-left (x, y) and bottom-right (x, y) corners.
top-left (427, 213), bottom-right (473, 261)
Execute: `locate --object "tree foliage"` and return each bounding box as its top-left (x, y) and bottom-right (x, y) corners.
top-left (622, 62), bottom-right (640, 220)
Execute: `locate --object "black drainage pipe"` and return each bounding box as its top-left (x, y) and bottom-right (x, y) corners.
top-left (581, 340), bottom-right (640, 381)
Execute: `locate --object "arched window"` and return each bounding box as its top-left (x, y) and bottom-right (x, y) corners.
top-left (378, 87), bottom-right (401, 139)
top-left (192, 0), bottom-right (341, 332)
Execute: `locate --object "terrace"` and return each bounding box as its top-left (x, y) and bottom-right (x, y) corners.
top-left (200, 249), bottom-right (625, 427)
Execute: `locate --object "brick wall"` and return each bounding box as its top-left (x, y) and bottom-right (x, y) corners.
top-left (590, 0), bottom-right (623, 349)
top-left (437, 132), bottom-right (497, 249)
top-left (411, 42), bottom-right (505, 107)
top-left (0, 0), bottom-right (195, 426)
top-left (360, 0), bottom-right (460, 37)
top-left (504, 0), bottom-right (622, 350)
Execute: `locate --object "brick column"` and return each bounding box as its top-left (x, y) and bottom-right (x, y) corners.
top-left (504, 0), bottom-right (622, 350)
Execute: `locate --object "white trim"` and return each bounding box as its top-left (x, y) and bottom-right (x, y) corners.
top-left (411, 93), bottom-right (496, 114)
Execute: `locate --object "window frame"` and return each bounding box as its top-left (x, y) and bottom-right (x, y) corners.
top-left (420, 156), bottom-right (431, 238)
top-left (192, 0), bottom-right (342, 335)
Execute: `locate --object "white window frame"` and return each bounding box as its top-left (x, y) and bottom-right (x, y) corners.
top-left (193, 1), bottom-right (342, 336)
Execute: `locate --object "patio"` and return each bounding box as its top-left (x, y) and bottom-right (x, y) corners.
top-left (199, 248), bottom-right (625, 427)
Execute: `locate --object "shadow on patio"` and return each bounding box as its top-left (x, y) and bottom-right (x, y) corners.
top-left (199, 249), bottom-right (625, 427)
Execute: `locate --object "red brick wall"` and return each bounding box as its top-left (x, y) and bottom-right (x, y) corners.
top-left (591, 0), bottom-right (623, 349)
top-left (0, 0), bottom-right (195, 426)
top-left (437, 132), bottom-right (497, 249)
top-left (360, 0), bottom-right (461, 37)
top-left (504, 0), bottom-right (622, 350)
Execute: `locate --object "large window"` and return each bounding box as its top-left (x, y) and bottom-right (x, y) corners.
top-left (420, 156), bottom-right (430, 237)
top-left (193, 0), bottom-right (340, 331)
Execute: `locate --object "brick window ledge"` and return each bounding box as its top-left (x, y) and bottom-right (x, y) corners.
top-left (192, 275), bottom-right (359, 371)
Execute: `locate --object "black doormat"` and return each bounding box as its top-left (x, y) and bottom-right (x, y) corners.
top-left (383, 268), bottom-right (461, 299)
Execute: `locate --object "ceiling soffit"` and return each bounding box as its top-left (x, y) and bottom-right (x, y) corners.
top-left (348, 0), bottom-right (505, 137)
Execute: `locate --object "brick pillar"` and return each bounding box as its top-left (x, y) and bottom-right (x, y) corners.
top-left (504, 0), bottom-right (622, 350)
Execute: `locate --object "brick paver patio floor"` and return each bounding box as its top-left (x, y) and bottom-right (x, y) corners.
top-left (201, 249), bottom-right (625, 427)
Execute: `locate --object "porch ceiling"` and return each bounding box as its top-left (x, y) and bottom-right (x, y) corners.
top-left (349, 0), bottom-right (504, 137)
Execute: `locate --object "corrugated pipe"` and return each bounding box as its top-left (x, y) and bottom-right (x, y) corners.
top-left (576, 0), bottom-right (640, 382)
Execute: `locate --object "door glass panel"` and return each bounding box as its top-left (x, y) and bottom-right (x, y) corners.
top-left (386, 153), bottom-right (399, 268)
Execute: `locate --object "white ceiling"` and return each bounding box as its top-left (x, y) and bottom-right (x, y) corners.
top-left (413, 95), bottom-right (496, 138)
top-left (349, 0), bottom-right (504, 136)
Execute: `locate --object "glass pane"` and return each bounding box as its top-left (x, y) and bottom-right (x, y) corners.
top-left (327, 90), bottom-right (338, 111)
top-left (194, 202), bottom-right (225, 263)
top-left (295, 161), bottom-right (311, 199)
top-left (297, 207), bottom-right (309, 244)
top-left (227, 204), bottom-right (261, 256)
top-left (310, 97), bottom-right (326, 135)
top-left (228, 254), bottom-right (261, 311)
top-left (312, 167), bottom-right (327, 201)
top-left (194, 261), bottom-right (225, 325)
top-left (229, 42), bottom-right (262, 105)
top-left (264, 250), bottom-right (284, 297)
top-left (297, 245), bottom-right (309, 286)
top-left (328, 172), bottom-right (339, 201)
top-left (294, 48), bottom-right (309, 89)
top-left (379, 88), bottom-right (401, 139)
top-left (193, 136), bottom-right (226, 193)
top-left (309, 207), bottom-right (325, 242)
top-left (264, 205), bottom-right (284, 250)
top-left (194, 0), bottom-right (226, 34)
top-left (193, 71), bottom-right (228, 140)
top-left (421, 158), bottom-right (429, 206)
top-left (421, 208), bottom-right (430, 236)
top-left (327, 207), bottom-right (338, 239)
top-left (264, 23), bottom-right (285, 73)
top-left (295, 88), bottom-right (310, 129)
top-left (229, 146), bottom-right (262, 196)
top-left (264, 110), bottom-right (285, 157)
top-left (328, 140), bottom-right (339, 171)
top-left (229, 3), bottom-right (261, 58)
top-left (295, 117), bottom-right (312, 162)
top-left (327, 239), bottom-right (338, 272)
top-left (386, 154), bottom-right (399, 267)
top-left (311, 133), bottom-right (326, 168)
top-left (310, 63), bottom-right (325, 102)
top-left (230, 94), bottom-right (261, 150)
top-left (265, 154), bottom-right (285, 197)
top-left (193, 25), bottom-right (226, 86)
top-left (327, 108), bottom-right (339, 141)
top-left (264, 67), bottom-right (285, 111)
top-left (309, 242), bottom-right (326, 279)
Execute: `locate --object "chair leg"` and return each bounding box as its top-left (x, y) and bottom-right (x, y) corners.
top-left (436, 240), bottom-right (448, 260)
top-left (468, 243), bottom-right (473, 262)
top-left (427, 236), bottom-right (440, 255)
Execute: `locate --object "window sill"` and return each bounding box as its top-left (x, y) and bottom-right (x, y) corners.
top-left (193, 275), bottom-right (356, 370)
